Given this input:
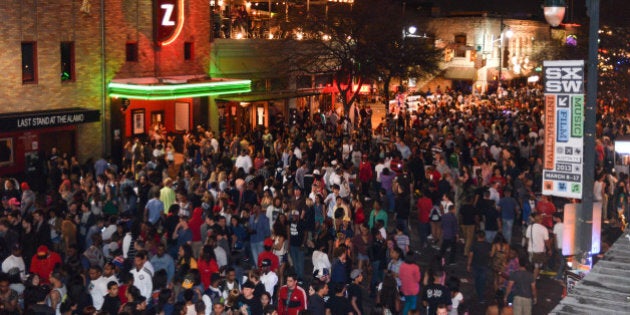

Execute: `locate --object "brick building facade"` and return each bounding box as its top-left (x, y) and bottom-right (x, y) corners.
top-left (0, 0), bottom-right (249, 178)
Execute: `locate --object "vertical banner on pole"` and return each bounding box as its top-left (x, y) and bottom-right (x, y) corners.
top-left (542, 60), bottom-right (585, 199)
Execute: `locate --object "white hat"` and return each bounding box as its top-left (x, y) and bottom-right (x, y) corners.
top-left (313, 169), bottom-right (321, 175)
top-left (331, 160), bottom-right (338, 166)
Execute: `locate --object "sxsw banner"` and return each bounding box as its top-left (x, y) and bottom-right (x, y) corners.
top-left (542, 60), bottom-right (585, 199)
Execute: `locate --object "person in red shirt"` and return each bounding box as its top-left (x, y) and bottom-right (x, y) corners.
top-left (358, 154), bottom-right (373, 196)
top-left (277, 272), bottom-right (307, 315)
top-left (29, 245), bottom-right (62, 284)
top-left (426, 166), bottom-right (441, 186)
top-left (399, 253), bottom-right (421, 315)
top-left (257, 238), bottom-right (279, 272)
top-left (197, 245), bottom-right (219, 289)
top-left (536, 195), bottom-right (556, 229)
top-left (189, 206), bottom-right (204, 257)
top-left (416, 190), bottom-right (433, 250)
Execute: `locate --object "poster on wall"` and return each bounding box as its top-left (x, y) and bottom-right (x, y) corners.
top-left (175, 102), bottom-right (190, 131)
top-left (0, 138), bottom-right (13, 166)
top-left (132, 110), bottom-right (145, 135)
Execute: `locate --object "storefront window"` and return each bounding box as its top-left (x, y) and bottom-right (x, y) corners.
top-left (60, 42), bottom-right (75, 82)
top-left (21, 42), bottom-right (37, 84)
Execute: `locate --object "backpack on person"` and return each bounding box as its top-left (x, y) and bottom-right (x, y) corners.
top-left (430, 206), bottom-right (442, 222)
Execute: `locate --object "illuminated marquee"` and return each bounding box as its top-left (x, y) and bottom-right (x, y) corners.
top-left (154, 0), bottom-right (185, 46)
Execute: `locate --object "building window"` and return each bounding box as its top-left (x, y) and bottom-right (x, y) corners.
top-left (454, 34), bottom-right (467, 58)
top-left (184, 42), bottom-right (193, 60)
top-left (21, 42), bottom-right (37, 84)
top-left (126, 42), bottom-right (139, 62)
top-left (60, 42), bottom-right (75, 82)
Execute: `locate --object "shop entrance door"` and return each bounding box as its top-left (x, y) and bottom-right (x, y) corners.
top-left (39, 130), bottom-right (76, 158)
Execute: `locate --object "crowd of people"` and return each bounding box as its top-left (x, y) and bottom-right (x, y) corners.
top-left (0, 84), bottom-right (628, 315)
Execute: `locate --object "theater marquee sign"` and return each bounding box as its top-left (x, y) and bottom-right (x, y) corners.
top-left (0, 108), bottom-right (100, 132)
top-left (154, 0), bottom-right (185, 46)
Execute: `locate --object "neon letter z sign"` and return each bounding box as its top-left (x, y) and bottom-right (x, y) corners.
top-left (154, 0), bottom-right (184, 46)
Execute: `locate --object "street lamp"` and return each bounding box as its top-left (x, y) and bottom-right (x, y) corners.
top-left (402, 26), bottom-right (427, 39)
top-left (543, 0), bottom-right (567, 27)
top-left (498, 22), bottom-right (513, 88)
top-left (543, 0), bottom-right (599, 261)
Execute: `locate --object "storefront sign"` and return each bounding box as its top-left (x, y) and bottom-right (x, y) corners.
top-left (154, 0), bottom-right (184, 46)
top-left (542, 60), bottom-right (584, 199)
top-left (0, 108), bottom-right (100, 132)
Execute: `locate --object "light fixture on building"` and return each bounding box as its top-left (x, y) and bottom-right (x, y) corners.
top-left (80, 0), bottom-right (91, 14)
top-left (543, 0), bottom-right (566, 27)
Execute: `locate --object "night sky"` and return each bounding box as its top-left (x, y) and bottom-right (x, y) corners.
top-left (426, 0), bottom-right (630, 26)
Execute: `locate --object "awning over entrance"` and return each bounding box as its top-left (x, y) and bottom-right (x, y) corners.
top-left (0, 107), bottom-right (100, 132)
top-left (108, 75), bottom-right (251, 100)
top-left (486, 67), bottom-right (515, 81)
top-left (443, 67), bottom-right (477, 80)
top-left (216, 88), bottom-right (320, 102)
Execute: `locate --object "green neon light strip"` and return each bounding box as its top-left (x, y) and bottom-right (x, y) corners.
top-left (108, 80), bottom-right (251, 100)
top-left (109, 88), bottom-right (252, 100)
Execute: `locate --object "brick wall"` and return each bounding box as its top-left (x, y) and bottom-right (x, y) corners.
top-left (0, 0), bottom-right (212, 163)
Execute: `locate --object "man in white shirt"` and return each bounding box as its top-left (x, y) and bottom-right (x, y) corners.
top-left (88, 265), bottom-right (113, 310)
top-left (488, 181), bottom-right (501, 205)
top-left (130, 250), bottom-right (154, 300)
top-left (259, 259), bottom-right (278, 297)
top-left (2, 244), bottom-right (25, 280)
top-left (311, 246), bottom-right (331, 283)
top-left (552, 213), bottom-right (565, 281)
top-left (207, 131), bottom-right (219, 154)
top-left (525, 213), bottom-right (550, 280)
top-left (234, 150), bottom-right (253, 174)
top-left (375, 158), bottom-right (386, 185)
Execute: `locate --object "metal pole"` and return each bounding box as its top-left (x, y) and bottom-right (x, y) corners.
top-left (582, 0), bottom-right (599, 256)
top-left (100, 0), bottom-right (107, 156)
top-left (498, 16), bottom-right (504, 89)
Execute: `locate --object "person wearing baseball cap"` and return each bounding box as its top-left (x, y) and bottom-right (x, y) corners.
top-left (7, 198), bottom-right (20, 211)
top-left (1, 243), bottom-right (25, 280)
top-left (259, 258), bottom-right (278, 297)
top-left (257, 238), bottom-right (279, 272)
top-left (29, 245), bottom-right (61, 284)
top-left (348, 269), bottom-right (364, 315)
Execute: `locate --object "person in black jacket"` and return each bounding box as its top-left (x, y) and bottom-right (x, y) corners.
top-left (101, 281), bottom-right (121, 315)
top-left (25, 285), bottom-right (54, 315)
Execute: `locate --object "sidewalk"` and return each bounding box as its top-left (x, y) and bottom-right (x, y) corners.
top-left (405, 216), bottom-right (565, 314)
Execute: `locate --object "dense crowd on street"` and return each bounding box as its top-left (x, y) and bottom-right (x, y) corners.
top-left (0, 84), bottom-right (628, 315)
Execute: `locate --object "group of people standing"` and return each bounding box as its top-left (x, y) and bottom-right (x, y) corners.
top-left (0, 83), bottom-right (628, 315)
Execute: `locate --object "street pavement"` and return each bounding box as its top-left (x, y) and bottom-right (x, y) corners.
top-left (307, 101), bottom-right (565, 313)
top-left (405, 215), bottom-right (564, 314)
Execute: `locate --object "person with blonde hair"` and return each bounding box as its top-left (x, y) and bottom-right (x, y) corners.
top-left (160, 177), bottom-right (176, 213)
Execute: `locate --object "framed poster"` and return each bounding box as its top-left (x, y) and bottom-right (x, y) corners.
top-left (132, 109), bottom-right (145, 135)
top-left (0, 138), bottom-right (13, 166)
top-left (175, 102), bottom-right (190, 131)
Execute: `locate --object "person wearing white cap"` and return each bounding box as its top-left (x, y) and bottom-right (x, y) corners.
top-left (348, 269), bottom-right (364, 315)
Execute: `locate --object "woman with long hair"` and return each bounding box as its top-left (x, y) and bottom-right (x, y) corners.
top-left (271, 216), bottom-right (288, 283)
top-left (175, 244), bottom-right (198, 283)
top-left (351, 223), bottom-right (372, 272)
top-left (490, 233), bottom-right (510, 291)
top-left (102, 184), bottom-right (119, 217)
